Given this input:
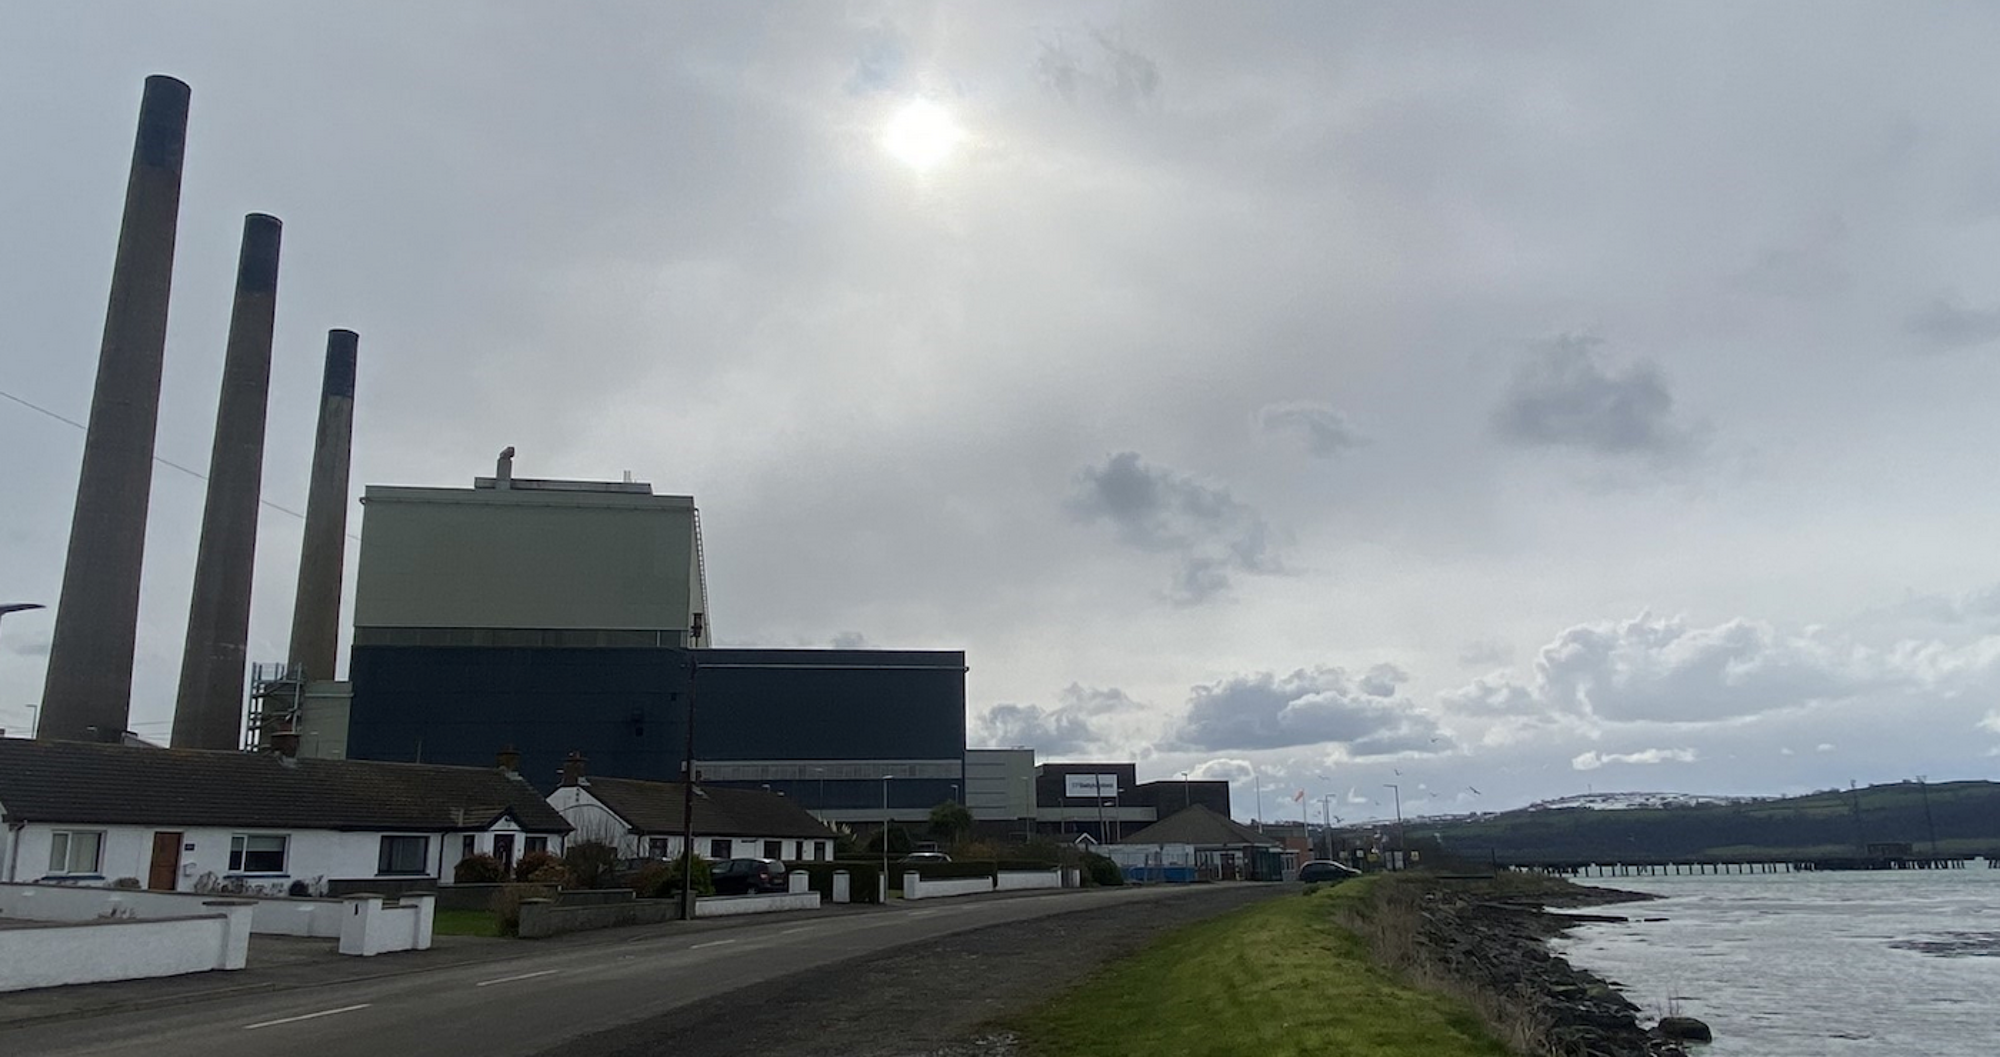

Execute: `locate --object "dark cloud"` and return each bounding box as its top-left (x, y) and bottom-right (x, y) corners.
top-left (973, 683), bottom-right (1142, 755)
top-left (1066, 452), bottom-right (1280, 604)
top-left (1906, 298), bottom-right (2000, 350)
top-left (1493, 335), bottom-right (1697, 457)
top-left (1256, 401), bottom-right (1364, 457)
top-left (1440, 613), bottom-right (1881, 724)
top-left (1167, 666), bottom-right (1446, 753)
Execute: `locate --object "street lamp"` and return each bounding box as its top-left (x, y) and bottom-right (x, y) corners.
top-left (880, 773), bottom-right (894, 901)
top-left (1178, 770), bottom-right (1191, 809)
top-left (1383, 783), bottom-right (1403, 870)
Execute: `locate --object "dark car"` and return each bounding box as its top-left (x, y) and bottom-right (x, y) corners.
top-left (710, 857), bottom-right (789, 895)
top-left (1298, 859), bottom-right (1362, 883)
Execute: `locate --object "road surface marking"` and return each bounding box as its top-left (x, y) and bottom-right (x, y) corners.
top-left (475, 968), bottom-right (563, 987)
top-left (243, 1004), bottom-right (372, 1030)
top-left (778, 925), bottom-right (817, 935)
top-left (691, 938), bottom-right (738, 949)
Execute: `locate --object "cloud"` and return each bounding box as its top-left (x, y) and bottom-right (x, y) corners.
top-left (1189, 758), bottom-right (1254, 782)
top-left (1493, 334), bottom-right (1699, 458)
top-left (1167, 666), bottom-right (1446, 753)
top-left (1034, 29), bottom-right (1161, 108)
top-left (1981, 712), bottom-right (2000, 735)
top-left (1457, 640), bottom-right (1512, 667)
top-left (1906, 298), bottom-right (2000, 350)
top-left (1067, 451), bottom-right (1281, 603)
top-left (972, 684), bottom-right (1142, 755)
top-left (1572, 747), bottom-right (1698, 770)
top-left (1255, 401), bottom-right (1364, 457)
top-left (1441, 612), bottom-right (1881, 724)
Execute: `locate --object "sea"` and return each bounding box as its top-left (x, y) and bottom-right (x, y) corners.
top-left (1554, 865), bottom-right (2000, 1055)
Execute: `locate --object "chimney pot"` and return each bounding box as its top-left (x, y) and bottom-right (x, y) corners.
top-left (496, 746), bottom-right (521, 773)
top-left (272, 730), bottom-right (301, 758)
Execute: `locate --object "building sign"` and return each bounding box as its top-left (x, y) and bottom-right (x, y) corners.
top-left (1065, 773), bottom-right (1120, 798)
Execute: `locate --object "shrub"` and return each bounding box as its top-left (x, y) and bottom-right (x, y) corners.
top-left (514, 849), bottom-right (561, 883)
top-left (489, 883), bottom-right (556, 937)
top-left (630, 862), bottom-right (673, 899)
top-left (562, 841), bottom-right (621, 890)
top-left (525, 863), bottom-right (572, 887)
top-left (454, 853), bottom-right (505, 884)
top-left (1081, 852), bottom-right (1124, 887)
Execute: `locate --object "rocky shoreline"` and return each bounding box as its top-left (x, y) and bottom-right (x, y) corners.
top-left (1379, 875), bottom-right (1706, 1056)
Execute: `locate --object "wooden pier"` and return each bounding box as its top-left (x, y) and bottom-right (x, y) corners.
top-left (1513, 855), bottom-right (1976, 878)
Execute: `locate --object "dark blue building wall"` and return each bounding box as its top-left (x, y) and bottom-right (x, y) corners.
top-left (346, 646), bottom-right (966, 801)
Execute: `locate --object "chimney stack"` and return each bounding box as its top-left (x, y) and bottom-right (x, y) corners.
top-left (40, 75), bottom-right (191, 743)
top-left (286, 329), bottom-right (359, 683)
top-left (496, 746), bottom-right (521, 773)
top-left (172, 213), bottom-right (283, 750)
top-left (560, 751), bottom-right (587, 787)
top-left (271, 730), bottom-right (301, 759)
top-left (495, 446), bottom-right (515, 490)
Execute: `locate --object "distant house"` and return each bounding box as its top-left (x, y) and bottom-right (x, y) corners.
top-left (0, 737), bottom-right (570, 894)
top-left (1109, 804), bottom-right (1292, 882)
top-left (546, 756), bottom-right (839, 863)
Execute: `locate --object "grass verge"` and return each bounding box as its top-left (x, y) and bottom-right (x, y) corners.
top-left (1011, 880), bottom-right (1514, 1057)
top-left (432, 908), bottom-right (503, 937)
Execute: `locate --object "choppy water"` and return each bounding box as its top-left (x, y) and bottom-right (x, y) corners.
top-left (1554, 866), bottom-right (2000, 1055)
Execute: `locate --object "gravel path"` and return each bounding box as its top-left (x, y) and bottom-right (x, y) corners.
top-left (548, 884), bottom-right (1282, 1057)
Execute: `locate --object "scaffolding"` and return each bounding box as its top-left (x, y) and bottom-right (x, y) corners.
top-left (244, 661), bottom-right (305, 750)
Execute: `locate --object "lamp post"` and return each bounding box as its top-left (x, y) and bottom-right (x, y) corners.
top-left (1321, 794), bottom-right (1337, 859)
top-left (1383, 783), bottom-right (1403, 870)
top-left (1022, 774), bottom-right (1034, 844)
top-left (880, 773), bottom-right (893, 901)
top-left (677, 657), bottom-right (700, 922)
top-left (1178, 770), bottom-right (1191, 809)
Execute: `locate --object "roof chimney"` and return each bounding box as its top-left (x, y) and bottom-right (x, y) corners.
top-left (560, 751), bottom-right (587, 788)
top-left (495, 446), bottom-right (515, 490)
top-left (271, 730), bottom-right (300, 759)
top-left (496, 745), bottom-right (520, 773)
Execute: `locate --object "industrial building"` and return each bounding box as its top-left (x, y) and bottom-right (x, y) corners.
top-left (292, 454), bottom-right (968, 823)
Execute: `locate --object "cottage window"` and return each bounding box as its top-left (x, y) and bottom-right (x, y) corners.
top-left (763, 839), bottom-right (783, 859)
top-left (377, 835), bottom-right (430, 875)
top-left (709, 838), bottom-right (731, 859)
top-left (648, 838), bottom-right (672, 859)
top-left (48, 830), bottom-right (104, 875)
top-left (814, 840), bottom-right (827, 861)
top-left (229, 834), bottom-right (288, 873)
top-left (524, 836), bottom-right (548, 855)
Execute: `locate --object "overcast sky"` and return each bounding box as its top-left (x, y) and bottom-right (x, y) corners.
top-left (5, 3), bottom-right (2000, 823)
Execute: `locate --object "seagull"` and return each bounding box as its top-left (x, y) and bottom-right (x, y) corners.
top-left (1467, 786), bottom-right (1482, 796)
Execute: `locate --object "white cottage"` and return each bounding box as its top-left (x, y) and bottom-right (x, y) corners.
top-left (0, 737), bottom-right (571, 894)
top-left (547, 755), bottom-right (838, 864)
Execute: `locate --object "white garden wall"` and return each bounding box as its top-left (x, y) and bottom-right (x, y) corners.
top-left (0, 915), bottom-right (246, 992)
top-left (902, 873), bottom-right (995, 900)
top-left (994, 869), bottom-right (1062, 891)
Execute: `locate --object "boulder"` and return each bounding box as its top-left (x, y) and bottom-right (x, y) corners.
top-left (1656, 1016), bottom-right (1713, 1042)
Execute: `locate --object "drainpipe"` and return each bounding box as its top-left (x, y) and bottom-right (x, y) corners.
top-left (5, 821), bottom-right (22, 883)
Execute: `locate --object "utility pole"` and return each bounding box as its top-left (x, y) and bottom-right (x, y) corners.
top-left (1916, 775), bottom-right (1939, 859)
top-left (677, 657), bottom-right (699, 922)
top-left (1321, 794), bottom-right (1337, 859)
top-left (1384, 783), bottom-right (1403, 870)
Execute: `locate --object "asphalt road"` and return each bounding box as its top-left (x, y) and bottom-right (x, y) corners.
top-left (2, 885), bottom-right (1257, 1057)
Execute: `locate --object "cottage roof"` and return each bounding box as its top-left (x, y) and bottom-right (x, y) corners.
top-left (1119, 803), bottom-right (1279, 848)
top-left (579, 777), bottom-right (838, 840)
top-left (0, 738), bottom-right (570, 833)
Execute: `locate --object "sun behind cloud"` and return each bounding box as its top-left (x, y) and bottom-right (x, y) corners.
top-left (881, 98), bottom-right (963, 171)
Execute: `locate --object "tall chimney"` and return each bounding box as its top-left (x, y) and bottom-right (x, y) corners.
top-left (286, 329), bottom-right (358, 683)
top-left (39, 75), bottom-right (191, 743)
top-left (173, 213), bottom-right (283, 750)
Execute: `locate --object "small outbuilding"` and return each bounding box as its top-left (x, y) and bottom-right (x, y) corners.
top-left (0, 737), bottom-right (570, 894)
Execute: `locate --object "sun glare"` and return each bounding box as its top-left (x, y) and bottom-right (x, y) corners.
top-left (882, 98), bottom-right (963, 172)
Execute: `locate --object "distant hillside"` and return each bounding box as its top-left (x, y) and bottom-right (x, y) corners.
top-left (1378, 780), bottom-right (2000, 863)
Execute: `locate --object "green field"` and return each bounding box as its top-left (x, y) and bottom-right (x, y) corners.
top-left (1013, 880), bottom-right (1512, 1057)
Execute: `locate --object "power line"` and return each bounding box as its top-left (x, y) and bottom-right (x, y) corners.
top-left (1, 384), bottom-right (358, 539)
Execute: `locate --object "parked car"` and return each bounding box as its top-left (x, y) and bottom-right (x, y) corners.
top-left (1298, 859), bottom-right (1362, 883)
top-left (898, 851), bottom-right (952, 865)
top-left (710, 857), bottom-right (789, 894)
